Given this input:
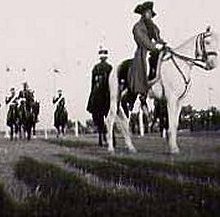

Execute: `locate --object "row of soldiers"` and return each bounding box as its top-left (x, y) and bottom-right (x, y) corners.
top-left (6, 82), bottom-right (66, 110)
top-left (5, 82), bottom-right (66, 127)
top-left (6, 82), bottom-right (35, 108)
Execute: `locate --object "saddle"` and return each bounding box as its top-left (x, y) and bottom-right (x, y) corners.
top-left (117, 49), bottom-right (164, 117)
top-left (148, 48), bottom-right (160, 81)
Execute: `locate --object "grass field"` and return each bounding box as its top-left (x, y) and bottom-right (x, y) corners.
top-left (0, 132), bottom-right (220, 216)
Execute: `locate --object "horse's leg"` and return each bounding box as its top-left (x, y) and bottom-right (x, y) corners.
top-left (18, 124), bottom-right (22, 139)
top-left (27, 122), bottom-right (32, 141)
top-left (167, 98), bottom-right (180, 154)
top-left (15, 123), bottom-right (19, 140)
top-left (10, 125), bottom-right (13, 141)
top-left (97, 114), bottom-right (104, 147)
top-left (56, 126), bottom-right (60, 138)
top-left (106, 110), bottom-right (116, 152)
top-left (33, 122), bottom-right (37, 139)
top-left (159, 116), bottom-right (163, 138)
top-left (117, 109), bottom-right (136, 153)
top-left (150, 115), bottom-right (157, 133)
top-left (61, 124), bottom-right (65, 137)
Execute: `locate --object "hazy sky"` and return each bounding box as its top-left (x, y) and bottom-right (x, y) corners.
top-left (0, 0), bottom-right (219, 129)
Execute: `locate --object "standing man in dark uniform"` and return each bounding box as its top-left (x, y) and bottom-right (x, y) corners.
top-left (87, 47), bottom-right (112, 146)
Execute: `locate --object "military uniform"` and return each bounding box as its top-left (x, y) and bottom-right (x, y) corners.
top-left (53, 92), bottom-right (67, 127)
top-left (6, 91), bottom-right (19, 127)
top-left (87, 48), bottom-right (113, 146)
top-left (53, 95), bottom-right (65, 110)
top-left (86, 58), bottom-right (112, 117)
top-left (128, 2), bottom-right (164, 94)
top-left (18, 83), bottom-right (35, 113)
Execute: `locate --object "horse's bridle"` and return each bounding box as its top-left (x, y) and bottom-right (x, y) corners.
top-left (162, 30), bottom-right (218, 99)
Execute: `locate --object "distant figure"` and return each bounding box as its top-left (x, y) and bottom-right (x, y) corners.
top-left (87, 47), bottom-right (113, 146)
top-left (53, 89), bottom-right (68, 138)
top-left (17, 82), bottom-right (39, 140)
top-left (18, 82), bottom-right (34, 107)
top-left (6, 87), bottom-right (19, 140)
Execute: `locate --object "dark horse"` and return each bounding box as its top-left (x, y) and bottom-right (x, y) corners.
top-left (18, 100), bottom-right (40, 140)
top-left (54, 101), bottom-right (68, 138)
top-left (117, 57), bottom-right (168, 139)
top-left (32, 101), bottom-right (40, 138)
top-left (150, 97), bottom-right (169, 139)
top-left (7, 103), bottom-right (19, 140)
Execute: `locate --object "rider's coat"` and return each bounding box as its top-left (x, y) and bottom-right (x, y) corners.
top-left (6, 94), bottom-right (19, 126)
top-left (53, 94), bottom-right (67, 127)
top-left (87, 60), bottom-right (112, 117)
top-left (128, 17), bottom-right (162, 94)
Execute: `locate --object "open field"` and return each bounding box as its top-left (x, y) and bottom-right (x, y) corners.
top-left (0, 132), bottom-right (220, 216)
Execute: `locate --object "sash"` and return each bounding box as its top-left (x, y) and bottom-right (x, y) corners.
top-left (7, 95), bottom-right (17, 107)
top-left (54, 96), bottom-right (64, 108)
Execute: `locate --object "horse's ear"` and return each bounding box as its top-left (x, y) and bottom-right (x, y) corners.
top-left (206, 26), bottom-right (211, 33)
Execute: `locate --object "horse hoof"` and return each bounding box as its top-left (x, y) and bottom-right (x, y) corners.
top-left (129, 147), bottom-right (137, 153)
top-left (33, 135), bottom-right (37, 139)
top-left (170, 147), bottom-right (180, 154)
top-left (108, 147), bottom-right (115, 154)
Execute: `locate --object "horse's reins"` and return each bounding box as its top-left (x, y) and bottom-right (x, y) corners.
top-left (162, 31), bottom-right (218, 100)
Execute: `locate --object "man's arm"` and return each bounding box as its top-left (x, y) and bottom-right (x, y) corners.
top-left (53, 97), bottom-right (58, 104)
top-left (5, 96), bottom-right (11, 104)
top-left (91, 66), bottom-right (97, 91)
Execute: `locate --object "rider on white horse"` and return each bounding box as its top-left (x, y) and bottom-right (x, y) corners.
top-left (106, 2), bottom-right (219, 153)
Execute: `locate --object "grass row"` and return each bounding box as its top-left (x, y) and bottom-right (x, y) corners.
top-left (45, 138), bottom-right (94, 149)
top-left (49, 138), bottom-right (220, 184)
top-left (62, 154), bottom-right (220, 217)
top-left (12, 156), bottom-right (197, 217)
top-left (108, 156), bottom-right (220, 185)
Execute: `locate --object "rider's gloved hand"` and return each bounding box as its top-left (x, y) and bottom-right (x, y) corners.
top-left (155, 43), bottom-right (164, 50)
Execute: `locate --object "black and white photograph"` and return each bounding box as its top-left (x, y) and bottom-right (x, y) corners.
top-left (0, 0), bottom-right (220, 216)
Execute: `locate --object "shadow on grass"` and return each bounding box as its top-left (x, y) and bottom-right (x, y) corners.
top-left (44, 138), bottom-right (95, 149)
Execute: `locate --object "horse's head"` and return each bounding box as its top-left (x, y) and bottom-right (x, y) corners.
top-left (195, 26), bottom-right (219, 70)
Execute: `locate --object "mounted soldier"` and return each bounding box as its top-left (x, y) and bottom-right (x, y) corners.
top-left (18, 82), bottom-right (34, 108)
top-left (87, 47), bottom-right (113, 146)
top-left (17, 82), bottom-right (38, 140)
top-left (6, 87), bottom-right (19, 140)
top-left (119, 1), bottom-right (166, 115)
top-left (53, 89), bottom-right (68, 137)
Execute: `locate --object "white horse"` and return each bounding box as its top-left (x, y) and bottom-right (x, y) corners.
top-left (106, 27), bottom-right (219, 154)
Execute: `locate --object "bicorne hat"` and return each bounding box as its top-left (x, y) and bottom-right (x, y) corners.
top-left (134, 1), bottom-right (156, 17)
